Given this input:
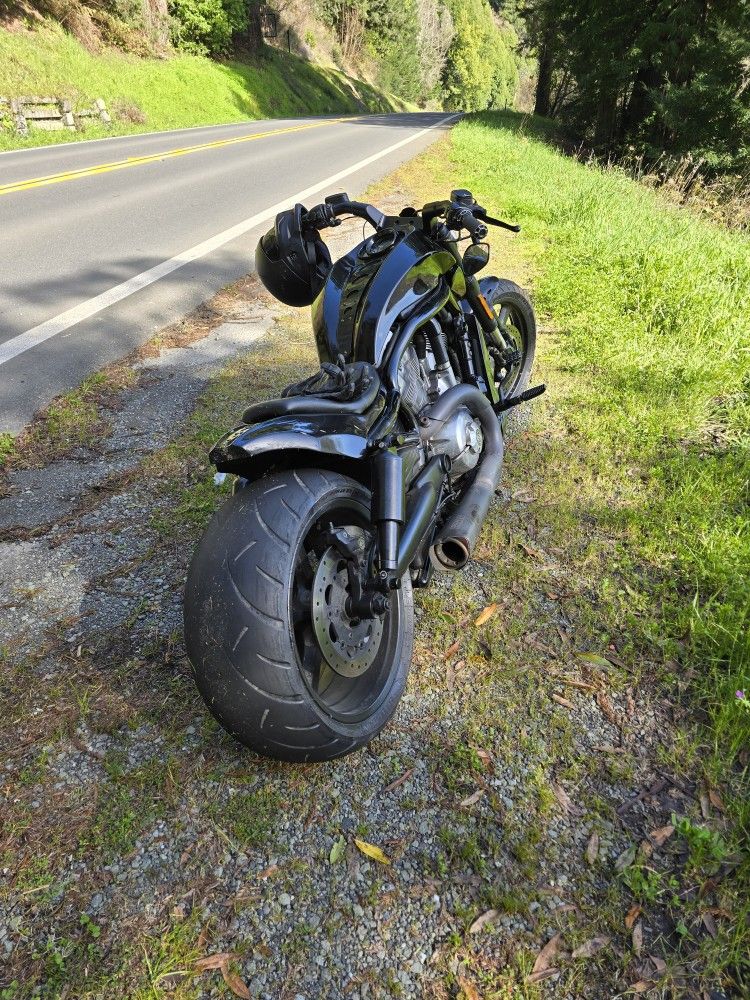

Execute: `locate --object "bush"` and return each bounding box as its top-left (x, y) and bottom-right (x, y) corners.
top-left (168, 0), bottom-right (247, 55)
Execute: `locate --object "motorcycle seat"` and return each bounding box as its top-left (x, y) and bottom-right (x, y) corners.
top-left (242, 362), bottom-right (381, 423)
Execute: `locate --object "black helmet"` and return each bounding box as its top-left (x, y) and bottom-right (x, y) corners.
top-left (255, 204), bottom-right (331, 307)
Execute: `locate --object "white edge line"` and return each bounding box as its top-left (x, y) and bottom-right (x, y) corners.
top-left (0, 114), bottom-right (460, 367)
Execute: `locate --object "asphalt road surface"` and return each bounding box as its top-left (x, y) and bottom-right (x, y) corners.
top-left (0, 111), bottom-right (457, 433)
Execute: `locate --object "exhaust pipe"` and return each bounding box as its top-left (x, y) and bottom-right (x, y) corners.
top-left (420, 384), bottom-right (504, 571)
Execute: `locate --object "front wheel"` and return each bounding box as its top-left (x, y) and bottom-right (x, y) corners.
top-left (184, 468), bottom-right (414, 762)
top-left (481, 277), bottom-right (537, 399)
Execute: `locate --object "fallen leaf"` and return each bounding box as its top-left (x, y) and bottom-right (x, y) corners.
top-left (474, 748), bottom-right (493, 769)
top-left (468, 909), bottom-right (499, 933)
top-left (639, 840), bottom-right (653, 859)
top-left (586, 831), bottom-right (600, 865)
top-left (596, 690), bottom-right (620, 726)
top-left (552, 784), bottom-right (575, 814)
top-left (649, 955), bottom-right (667, 974)
top-left (532, 933), bottom-right (562, 974)
top-left (329, 835), bottom-right (346, 865)
top-left (511, 489), bottom-right (536, 503)
top-left (594, 744), bottom-right (626, 754)
top-left (648, 824), bottom-right (674, 847)
top-left (460, 789), bottom-right (484, 807)
top-left (221, 965), bottom-right (251, 999)
top-left (197, 923), bottom-right (211, 951)
top-left (526, 968), bottom-right (559, 984)
top-left (354, 838), bottom-right (390, 865)
top-left (701, 912), bottom-right (718, 939)
top-left (708, 789), bottom-right (725, 813)
top-left (195, 952), bottom-right (236, 971)
top-left (256, 864), bottom-right (280, 880)
top-left (383, 768), bottom-right (414, 793)
top-left (457, 976), bottom-right (480, 1000)
top-left (699, 791), bottom-right (711, 820)
top-left (443, 640), bottom-right (460, 660)
top-left (576, 652), bottom-right (612, 669)
top-left (625, 905), bottom-right (642, 930)
top-left (559, 677), bottom-right (596, 691)
top-left (572, 936), bottom-right (610, 959)
top-left (632, 920), bottom-right (643, 956)
top-left (475, 603), bottom-right (498, 627)
top-left (552, 693), bottom-right (575, 709)
top-left (630, 981), bottom-right (655, 994)
top-left (615, 845), bottom-right (637, 872)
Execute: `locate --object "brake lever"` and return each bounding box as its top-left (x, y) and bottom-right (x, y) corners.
top-left (481, 212), bottom-right (521, 233)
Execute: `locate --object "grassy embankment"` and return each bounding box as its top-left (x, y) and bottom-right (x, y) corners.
top-left (449, 112), bottom-right (749, 986)
top-left (0, 18), bottom-right (415, 152)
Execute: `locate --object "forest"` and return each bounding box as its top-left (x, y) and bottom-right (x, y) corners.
top-left (11, 0), bottom-right (749, 177)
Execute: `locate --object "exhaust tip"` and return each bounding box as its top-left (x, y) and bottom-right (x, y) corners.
top-left (431, 537), bottom-right (470, 571)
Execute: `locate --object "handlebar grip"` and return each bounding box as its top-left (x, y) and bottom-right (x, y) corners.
top-left (449, 207), bottom-right (488, 239)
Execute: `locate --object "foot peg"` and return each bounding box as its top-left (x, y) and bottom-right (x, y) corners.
top-left (494, 383), bottom-right (546, 414)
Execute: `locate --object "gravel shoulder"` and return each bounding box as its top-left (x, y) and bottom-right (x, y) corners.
top-left (0, 146), bottom-right (727, 1000)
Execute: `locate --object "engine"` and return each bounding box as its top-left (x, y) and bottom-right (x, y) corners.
top-left (397, 331), bottom-right (484, 479)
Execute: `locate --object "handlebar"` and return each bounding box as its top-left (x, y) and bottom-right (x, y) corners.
top-left (301, 190), bottom-right (519, 241)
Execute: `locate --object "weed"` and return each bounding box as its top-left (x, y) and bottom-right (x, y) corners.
top-left (207, 787), bottom-right (280, 849)
top-left (673, 814), bottom-right (728, 870)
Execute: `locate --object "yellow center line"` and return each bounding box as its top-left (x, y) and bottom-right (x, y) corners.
top-left (0, 118), bottom-right (351, 197)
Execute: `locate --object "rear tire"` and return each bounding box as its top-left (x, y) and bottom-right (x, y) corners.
top-left (184, 468), bottom-right (414, 762)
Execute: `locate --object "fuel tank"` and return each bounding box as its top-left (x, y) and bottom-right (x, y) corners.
top-left (311, 226), bottom-right (466, 367)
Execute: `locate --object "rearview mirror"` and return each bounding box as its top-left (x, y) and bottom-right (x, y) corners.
top-left (462, 242), bottom-right (490, 276)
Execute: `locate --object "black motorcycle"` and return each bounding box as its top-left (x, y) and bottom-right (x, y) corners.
top-left (184, 188), bottom-right (542, 761)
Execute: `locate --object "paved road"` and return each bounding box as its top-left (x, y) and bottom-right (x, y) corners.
top-left (0, 112), bottom-right (456, 433)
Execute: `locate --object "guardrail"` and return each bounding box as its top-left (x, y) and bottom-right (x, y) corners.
top-left (0, 96), bottom-right (112, 135)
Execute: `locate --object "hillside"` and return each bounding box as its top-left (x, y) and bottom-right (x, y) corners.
top-left (0, 17), bottom-right (415, 151)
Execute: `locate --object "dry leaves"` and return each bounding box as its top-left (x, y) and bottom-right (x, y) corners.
top-left (222, 967), bottom-right (251, 999)
top-left (571, 936), bottom-right (610, 959)
top-left (527, 932), bottom-right (563, 982)
top-left (596, 690), bottom-right (620, 726)
top-left (383, 768), bottom-right (414, 793)
top-left (552, 693), bottom-right (575, 709)
top-left (195, 954), bottom-right (251, 999)
top-left (444, 640), bottom-right (460, 660)
top-left (701, 912), bottom-right (718, 939)
top-left (586, 831), bottom-right (599, 865)
top-left (632, 920), bottom-right (643, 956)
top-left (474, 603), bottom-right (498, 627)
top-left (708, 788), bottom-right (725, 813)
top-left (460, 789), bottom-right (484, 808)
top-left (615, 844), bottom-right (637, 872)
top-left (468, 909), bottom-right (499, 933)
top-left (457, 976), bottom-right (481, 1000)
top-left (648, 824), bottom-right (674, 847)
top-left (625, 905), bottom-right (642, 930)
top-left (552, 783), bottom-right (577, 814)
top-left (353, 838), bottom-right (390, 865)
top-left (630, 981), bottom-right (655, 994)
top-left (195, 953), bottom-right (236, 971)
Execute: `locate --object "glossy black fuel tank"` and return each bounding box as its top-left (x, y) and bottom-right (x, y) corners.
top-left (311, 227), bottom-right (465, 367)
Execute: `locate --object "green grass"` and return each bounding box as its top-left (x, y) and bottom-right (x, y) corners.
top-left (448, 110), bottom-right (750, 988)
top-left (0, 18), bottom-right (415, 151)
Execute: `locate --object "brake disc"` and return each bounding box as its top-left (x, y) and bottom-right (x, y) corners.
top-left (311, 545), bottom-right (384, 678)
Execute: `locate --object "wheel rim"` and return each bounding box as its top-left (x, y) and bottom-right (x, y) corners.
top-left (291, 497), bottom-right (403, 724)
top-left (492, 302), bottom-right (529, 397)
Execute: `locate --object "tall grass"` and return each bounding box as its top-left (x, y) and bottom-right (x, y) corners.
top-left (450, 110), bottom-right (749, 977)
top-left (0, 19), bottom-right (413, 150)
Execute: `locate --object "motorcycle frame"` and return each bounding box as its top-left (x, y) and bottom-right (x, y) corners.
top-left (211, 207), bottom-right (514, 599)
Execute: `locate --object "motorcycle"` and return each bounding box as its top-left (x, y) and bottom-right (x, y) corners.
top-left (184, 188), bottom-right (543, 761)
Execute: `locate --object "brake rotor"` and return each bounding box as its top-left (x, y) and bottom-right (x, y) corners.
top-left (311, 545), bottom-right (384, 677)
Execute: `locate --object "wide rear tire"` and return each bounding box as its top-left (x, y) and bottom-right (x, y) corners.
top-left (184, 468), bottom-right (414, 762)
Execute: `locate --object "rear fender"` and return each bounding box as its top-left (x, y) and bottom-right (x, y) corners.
top-left (209, 414), bottom-right (372, 483)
